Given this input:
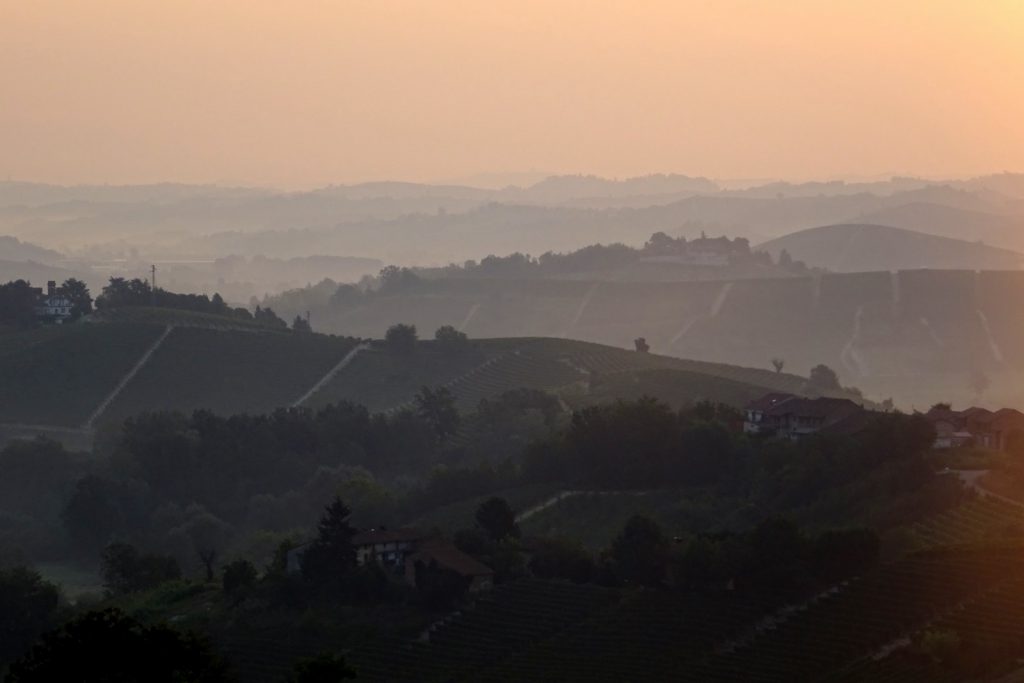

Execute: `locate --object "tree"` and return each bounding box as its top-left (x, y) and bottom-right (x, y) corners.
top-left (634, 337), bottom-right (650, 353)
top-left (60, 278), bottom-right (93, 319)
top-left (253, 305), bottom-right (288, 329)
top-left (778, 249), bottom-right (794, 268)
top-left (609, 515), bottom-right (668, 587)
top-left (434, 325), bottom-right (469, 352)
top-left (5, 608), bottom-right (231, 683)
top-left (0, 567), bottom-right (61, 665)
top-left (385, 323), bottom-right (418, 353)
top-left (771, 357), bottom-right (785, 373)
top-left (293, 315), bottom-right (312, 333)
top-left (807, 364), bottom-right (841, 393)
top-left (172, 508), bottom-right (232, 582)
top-left (100, 542), bottom-right (181, 596)
top-left (288, 652), bottom-right (357, 683)
top-left (301, 497), bottom-right (357, 585)
top-left (0, 280), bottom-right (40, 326)
top-left (415, 386), bottom-right (460, 442)
top-left (222, 559), bottom-right (258, 598)
top-left (475, 497), bottom-right (520, 542)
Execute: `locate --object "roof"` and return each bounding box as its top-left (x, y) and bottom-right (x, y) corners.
top-left (818, 410), bottom-right (882, 436)
top-left (746, 393), bottom-right (797, 412)
top-left (407, 540), bottom-right (494, 578)
top-left (753, 394), bottom-right (861, 420)
top-left (352, 527), bottom-right (427, 546)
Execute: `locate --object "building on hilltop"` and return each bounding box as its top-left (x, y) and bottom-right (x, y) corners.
top-left (744, 392), bottom-right (866, 439)
top-left (33, 280), bottom-right (74, 324)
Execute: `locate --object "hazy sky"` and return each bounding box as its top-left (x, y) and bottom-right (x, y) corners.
top-left (2, 1), bottom-right (1023, 188)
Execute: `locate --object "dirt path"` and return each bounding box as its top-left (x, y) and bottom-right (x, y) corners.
top-left (292, 341), bottom-right (370, 408)
top-left (954, 469), bottom-right (1024, 509)
top-left (83, 325), bottom-right (175, 428)
top-left (561, 283), bottom-right (598, 338)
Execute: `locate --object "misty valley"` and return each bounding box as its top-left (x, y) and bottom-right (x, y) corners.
top-left (5, 172), bottom-right (1024, 681)
top-left (5, 3), bottom-right (1024, 678)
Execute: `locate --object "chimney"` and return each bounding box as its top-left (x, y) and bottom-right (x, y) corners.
top-left (47, 280), bottom-right (56, 297)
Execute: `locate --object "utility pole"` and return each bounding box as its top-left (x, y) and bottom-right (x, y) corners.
top-left (151, 264), bottom-right (157, 306)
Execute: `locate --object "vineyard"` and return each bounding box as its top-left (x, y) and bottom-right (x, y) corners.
top-left (310, 336), bottom-right (829, 416)
top-left (0, 322), bottom-right (166, 426)
top-left (100, 326), bottom-right (361, 424)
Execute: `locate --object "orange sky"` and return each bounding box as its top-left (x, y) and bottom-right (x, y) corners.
top-left (2, 1), bottom-right (1022, 188)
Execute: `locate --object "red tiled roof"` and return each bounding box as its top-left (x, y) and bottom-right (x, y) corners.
top-left (407, 540), bottom-right (494, 578)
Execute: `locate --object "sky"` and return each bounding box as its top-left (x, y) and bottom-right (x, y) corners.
top-left (2, 1), bottom-right (1023, 188)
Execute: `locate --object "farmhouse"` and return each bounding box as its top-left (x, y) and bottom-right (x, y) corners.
top-left (744, 392), bottom-right (865, 439)
top-left (287, 527), bottom-right (494, 592)
top-left (33, 280), bottom-right (74, 323)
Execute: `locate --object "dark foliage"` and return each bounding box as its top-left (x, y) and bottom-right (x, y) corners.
top-left (287, 652), bottom-right (357, 683)
top-left (301, 497), bottom-right (357, 586)
top-left (100, 542), bottom-right (181, 595)
top-left (0, 567), bottom-right (61, 665)
top-left (475, 497), bottom-right (520, 542)
top-left (5, 608), bottom-right (232, 683)
top-left (385, 323), bottom-right (418, 353)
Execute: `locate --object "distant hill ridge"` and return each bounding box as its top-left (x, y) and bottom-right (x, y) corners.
top-left (758, 223), bottom-right (1024, 272)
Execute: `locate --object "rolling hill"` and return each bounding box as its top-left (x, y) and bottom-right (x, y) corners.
top-left (758, 223), bottom-right (1024, 272)
top-left (0, 311), bottom-right (851, 443)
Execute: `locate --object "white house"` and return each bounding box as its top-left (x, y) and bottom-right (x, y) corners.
top-left (34, 281), bottom-right (74, 323)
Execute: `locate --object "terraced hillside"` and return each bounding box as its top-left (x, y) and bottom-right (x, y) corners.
top-left (297, 269), bottom-right (1024, 409)
top-left (99, 326), bottom-right (361, 424)
top-left (0, 322), bottom-right (167, 426)
top-left (328, 546), bottom-right (1024, 683)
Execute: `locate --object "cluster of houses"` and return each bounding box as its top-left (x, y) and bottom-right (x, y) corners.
top-left (922, 404), bottom-right (1024, 452)
top-left (32, 280), bottom-right (74, 323)
top-left (743, 392), bottom-right (1024, 453)
top-left (288, 527), bottom-right (494, 592)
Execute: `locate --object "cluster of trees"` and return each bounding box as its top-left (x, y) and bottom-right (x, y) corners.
top-left (95, 277), bottom-right (290, 328)
top-left (0, 278), bottom-right (92, 326)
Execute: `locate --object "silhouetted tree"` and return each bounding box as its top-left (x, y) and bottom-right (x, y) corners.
top-left (475, 497), bottom-right (520, 542)
top-left (609, 515), bottom-right (669, 587)
top-left (293, 315), bottom-right (312, 333)
top-left (415, 386), bottom-right (460, 442)
top-left (634, 337), bottom-right (650, 353)
top-left (0, 280), bottom-right (40, 326)
top-left (807, 364), bottom-right (841, 393)
top-left (771, 357), bottom-right (785, 373)
top-left (385, 323), bottom-right (418, 353)
top-left (0, 567), bottom-right (61, 665)
top-left (5, 608), bottom-right (231, 683)
top-left (434, 325), bottom-right (469, 352)
top-left (301, 497), bottom-right (357, 585)
top-left (60, 278), bottom-right (93, 319)
top-left (100, 542), bottom-right (181, 596)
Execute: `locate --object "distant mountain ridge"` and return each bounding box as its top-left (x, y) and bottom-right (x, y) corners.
top-left (758, 223), bottom-right (1024, 272)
